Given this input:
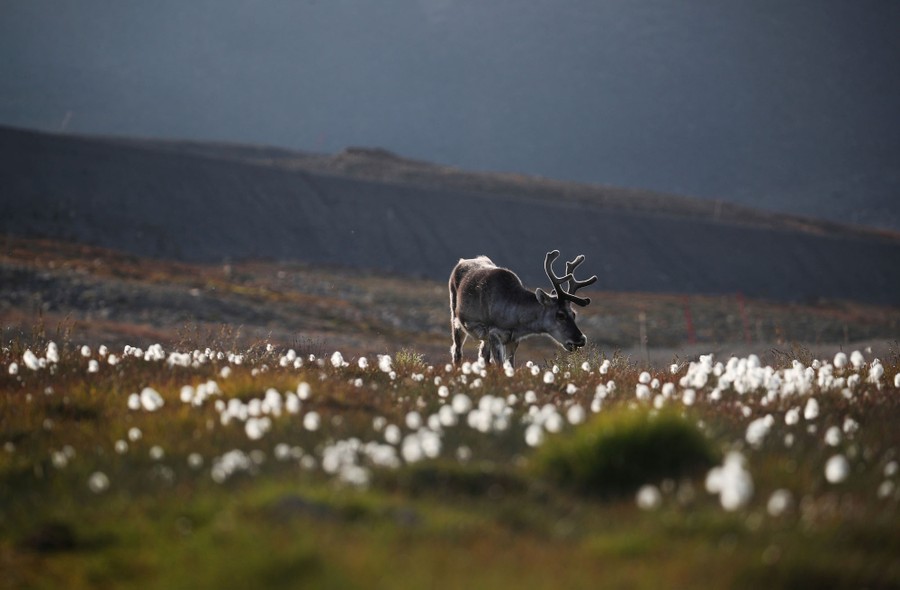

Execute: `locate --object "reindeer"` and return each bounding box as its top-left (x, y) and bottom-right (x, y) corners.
top-left (449, 250), bottom-right (597, 367)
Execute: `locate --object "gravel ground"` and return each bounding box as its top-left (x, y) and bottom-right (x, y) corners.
top-left (2, 237), bottom-right (898, 367)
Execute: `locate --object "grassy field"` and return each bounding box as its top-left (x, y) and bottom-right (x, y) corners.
top-left (2, 332), bottom-right (899, 589)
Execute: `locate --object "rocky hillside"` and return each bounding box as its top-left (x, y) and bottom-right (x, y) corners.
top-left (2, 125), bottom-right (899, 305)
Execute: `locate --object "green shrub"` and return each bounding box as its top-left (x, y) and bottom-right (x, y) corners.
top-left (532, 408), bottom-right (717, 496)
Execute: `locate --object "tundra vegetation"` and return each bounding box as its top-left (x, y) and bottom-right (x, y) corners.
top-left (2, 331), bottom-right (899, 589)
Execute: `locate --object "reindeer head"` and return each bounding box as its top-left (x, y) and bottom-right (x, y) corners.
top-left (535, 250), bottom-right (598, 351)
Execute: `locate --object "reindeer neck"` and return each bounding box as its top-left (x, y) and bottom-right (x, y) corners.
top-left (509, 291), bottom-right (549, 340)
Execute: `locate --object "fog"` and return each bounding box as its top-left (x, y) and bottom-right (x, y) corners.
top-left (2, 0), bottom-right (898, 228)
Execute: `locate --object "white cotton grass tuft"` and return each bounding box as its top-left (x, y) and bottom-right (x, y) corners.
top-left (635, 384), bottom-right (651, 401)
top-left (524, 424), bottom-right (544, 447)
top-left (566, 404), bottom-right (586, 425)
top-left (878, 480), bottom-right (896, 499)
top-left (245, 417), bottom-right (271, 440)
top-left (540, 411), bottom-right (563, 433)
top-left (824, 426), bottom-right (842, 447)
top-left (88, 471), bottom-right (110, 493)
top-left (437, 404), bottom-right (458, 427)
top-left (180, 385), bottom-right (195, 403)
top-left (803, 398), bottom-right (819, 421)
top-left (400, 435), bottom-right (424, 463)
top-left (51, 451), bottom-right (68, 469)
top-left (210, 450), bottom-right (254, 484)
top-left (635, 484), bottom-right (662, 510)
top-left (868, 360), bottom-right (884, 385)
top-left (303, 411), bottom-right (321, 431)
top-left (398, 431), bottom-right (442, 464)
top-left (284, 393), bottom-right (301, 414)
top-left (825, 454), bottom-right (850, 484)
top-left (139, 387), bottom-right (165, 412)
top-left (705, 451), bottom-right (754, 511)
top-left (745, 415), bottom-right (774, 449)
top-left (46, 342), bottom-right (60, 364)
top-left (784, 407), bottom-right (800, 425)
top-left (405, 411), bottom-right (422, 430)
top-left (384, 424), bottom-right (401, 445)
top-left (451, 393), bottom-right (472, 414)
top-left (23, 349), bottom-right (40, 371)
top-left (766, 489), bottom-right (793, 517)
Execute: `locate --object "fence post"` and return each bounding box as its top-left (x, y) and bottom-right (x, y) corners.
top-left (682, 295), bottom-right (696, 345)
top-left (737, 292), bottom-right (751, 344)
top-left (638, 311), bottom-right (649, 366)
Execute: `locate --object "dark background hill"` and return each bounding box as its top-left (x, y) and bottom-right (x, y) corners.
top-left (2, 126), bottom-right (899, 306)
top-left (2, 1), bottom-right (899, 232)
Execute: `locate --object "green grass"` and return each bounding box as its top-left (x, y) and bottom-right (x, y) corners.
top-left (532, 408), bottom-right (718, 495)
top-left (2, 337), bottom-right (900, 589)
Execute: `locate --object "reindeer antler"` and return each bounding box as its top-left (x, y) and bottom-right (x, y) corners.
top-left (565, 254), bottom-right (598, 298)
top-left (543, 250), bottom-right (598, 307)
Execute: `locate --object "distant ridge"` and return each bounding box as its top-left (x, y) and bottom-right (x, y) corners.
top-left (2, 125), bottom-right (899, 305)
top-left (102, 132), bottom-right (895, 240)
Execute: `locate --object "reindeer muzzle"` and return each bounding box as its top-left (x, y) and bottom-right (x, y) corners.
top-left (565, 335), bottom-right (587, 351)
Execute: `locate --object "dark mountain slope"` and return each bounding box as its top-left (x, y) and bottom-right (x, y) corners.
top-left (2, 126), bottom-right (898, 305)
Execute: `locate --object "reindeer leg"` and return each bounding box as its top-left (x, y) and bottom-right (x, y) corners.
top-left (451, 319), bottom-right (465, 365)
top-left (488, 332), bottom-right (506, 367)
top-left (506, 341), bottom-right (519, 368)
top-left (478, 340), bottom-right (491, 365)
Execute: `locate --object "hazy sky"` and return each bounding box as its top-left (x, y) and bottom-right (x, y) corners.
top-left (2, 0), bottom-right (899, 226)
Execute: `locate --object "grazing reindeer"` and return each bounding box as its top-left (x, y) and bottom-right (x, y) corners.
top-left (449, 250), bottom-right (597, 367)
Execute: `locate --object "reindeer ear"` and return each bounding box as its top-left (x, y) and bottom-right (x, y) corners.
top-left (535, 288), bottom-right (555, 306)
